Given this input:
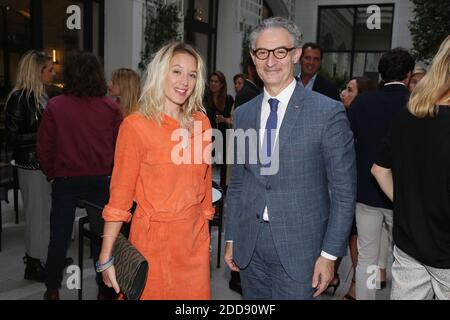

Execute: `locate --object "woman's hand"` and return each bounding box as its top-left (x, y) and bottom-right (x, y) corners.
top-left (216, 114), bottom-right (226, 123)
top-left (101, 265), bottom-right (121, 294)
top-left (216, 115), bottom-right (232, 127)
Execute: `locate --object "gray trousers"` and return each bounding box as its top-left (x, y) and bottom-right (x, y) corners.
top-left (355, 202), bottom-right (393, 300)
top-left (17, 168), bottom-right (52, 261)
top-left (391, 246), bottom-right (450, 300)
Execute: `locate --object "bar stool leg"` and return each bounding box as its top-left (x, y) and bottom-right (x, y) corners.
top-left (78, 219), bottom-right (84, 300)
top-left (13, 166), bottom-right (18, 224)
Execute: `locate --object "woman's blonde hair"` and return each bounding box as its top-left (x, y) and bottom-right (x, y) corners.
top-left (408, 35), bottom-right (450, 118)
top-left (139, 42), bottom-right (206, 129)
top-left (111, 68), bottom-right (141, 116)
top-left (7, 50), bottom-right (52, 111)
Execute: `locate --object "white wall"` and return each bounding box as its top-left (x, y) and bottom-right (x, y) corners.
top-left (104, 0), bottom-right (143, 80)
top-left (215, 0), bottom-right (243, 96)
top-left (391, 0), bottom-right (413, 49)
top-left (294, 0), bottom-right (413, 49)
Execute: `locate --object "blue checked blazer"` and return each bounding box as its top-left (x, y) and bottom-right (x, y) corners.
top-left (225, 83), bottom-right (356, 282)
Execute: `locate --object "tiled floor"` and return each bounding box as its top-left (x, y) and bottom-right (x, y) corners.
top-left (0, 187), bottom-right (391, 300)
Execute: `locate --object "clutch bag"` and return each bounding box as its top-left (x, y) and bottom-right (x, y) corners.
top-left (112, 233), bottom-right (149, 300)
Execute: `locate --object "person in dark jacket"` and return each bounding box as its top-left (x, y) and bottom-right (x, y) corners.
top-left (347, 48), bottom-right (415, 300)
top-left (37, 51), bottom-right (123, 300)
top-left (297, 43), bottom-right (340, 101)
top-left (235, 55), bottom-right (263, 109)
top-left (5, 50), bottom-right (55, 282)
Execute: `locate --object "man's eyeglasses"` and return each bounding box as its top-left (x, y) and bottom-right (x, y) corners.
top-left (252, 47), bottom-right (296, 60)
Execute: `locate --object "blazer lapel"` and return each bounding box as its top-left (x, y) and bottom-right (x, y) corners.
top-left (277, 84), bottom-right (305, 153)
top-left (250, 95), bottom-right (267, 180)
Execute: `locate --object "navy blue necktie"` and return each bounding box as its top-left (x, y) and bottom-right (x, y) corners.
top-left (262, 98), bottom-right (279, 167)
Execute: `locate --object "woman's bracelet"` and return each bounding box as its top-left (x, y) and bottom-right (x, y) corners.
top-left (101, 234), bottom-right (117, 239)
top-left (95, 256), bottom-right (115, 273)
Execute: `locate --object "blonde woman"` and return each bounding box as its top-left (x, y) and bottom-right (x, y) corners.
top-left (98, 42), bottom-right (214, 300)
top-left (5, 50), bottom-right (55, 282)
top-left (108, 68), bottom-right (141, 116)
top-left (372, 35), bottom-right (450, 299)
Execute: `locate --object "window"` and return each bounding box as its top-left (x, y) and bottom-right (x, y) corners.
top-left (237, 0), bottom-right (262, 32)
top-left (0, 0), bottom-right (31, 97)
top-left (317, 4), bottom-right (394, 85)
top-left (184, 0), bottom-right (218, 74)
top-left (0, 0), bottom-right (104, 96)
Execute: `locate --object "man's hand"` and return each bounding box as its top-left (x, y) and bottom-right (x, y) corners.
top-left (224, 242), bottom-right (240, 272)
top-left (311, 255), bottom-right (335, 297)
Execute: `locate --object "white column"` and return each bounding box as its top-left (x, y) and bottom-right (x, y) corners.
top-left (104, 0), bottom-right (143, 80)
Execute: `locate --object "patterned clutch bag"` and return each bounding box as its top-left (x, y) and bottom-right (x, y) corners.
top-left (112, 233), bottom-right (149, 300)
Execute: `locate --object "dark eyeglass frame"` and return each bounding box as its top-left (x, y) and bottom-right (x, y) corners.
top-left (252, 47), bottom-right (296, 60)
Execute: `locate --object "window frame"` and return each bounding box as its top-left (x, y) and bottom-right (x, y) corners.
top-left (316, 3), bottom-right (395, 79)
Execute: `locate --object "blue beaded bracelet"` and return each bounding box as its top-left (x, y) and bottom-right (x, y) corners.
top-left (95, 256), bottom-right (115, 272)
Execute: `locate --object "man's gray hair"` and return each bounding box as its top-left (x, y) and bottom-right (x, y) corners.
top-left (249, 17), bottom-right (303, 51)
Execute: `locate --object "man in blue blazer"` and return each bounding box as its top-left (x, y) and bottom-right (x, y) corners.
top-left (224, 17), bottom-right (356, 299)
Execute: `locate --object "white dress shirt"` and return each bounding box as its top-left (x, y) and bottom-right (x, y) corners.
top-left (298, 72), bottom-right (318, 91)
top-left (260, 79), bottom-right (296, 221)
top-left (384, 81), bottom-right (406, 87)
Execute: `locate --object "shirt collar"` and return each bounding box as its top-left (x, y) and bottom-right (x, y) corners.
top-left (298, 72), bottom-right (318, 82)
top-left (384, 81), bottom-right (406, 87)
top-left (263, 78), bottom-right (297, 107)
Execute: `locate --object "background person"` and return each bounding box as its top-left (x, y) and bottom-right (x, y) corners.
top-left (204, 71), bottom-right (234, 191)
top-left (108, 68), bottom-right (141, 116)
top-left (408, 67), bottom-right (426, 92)
top-left (233, 73), bottom-right (246, 95)
top-left (37, 51), bottom-right (123, 300)
top-left (334, 76), bottom-right (377, 300)
top-left (348, 48), bottom-right (415, 300)
top-left (297, 42), bottom-right (340, 101)
top-left (5, 50), bottom-right (55, 282)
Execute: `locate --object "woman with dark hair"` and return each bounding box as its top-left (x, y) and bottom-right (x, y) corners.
top-left (205, 71), bottom-right (234, 190)
top-left (233, 73), bottom-right (246, 94)
top-left (340, 76), bottom-right (377, 108)
top-left (5, 50), bottom-right (55, 282)
top-left (329, 76), bottom-right (377, 300)
top-left (37, 51), bottom-right (123, 300)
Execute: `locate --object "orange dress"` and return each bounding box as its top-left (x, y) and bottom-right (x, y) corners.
top-left (102, 112), bottom-right (214, 300)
